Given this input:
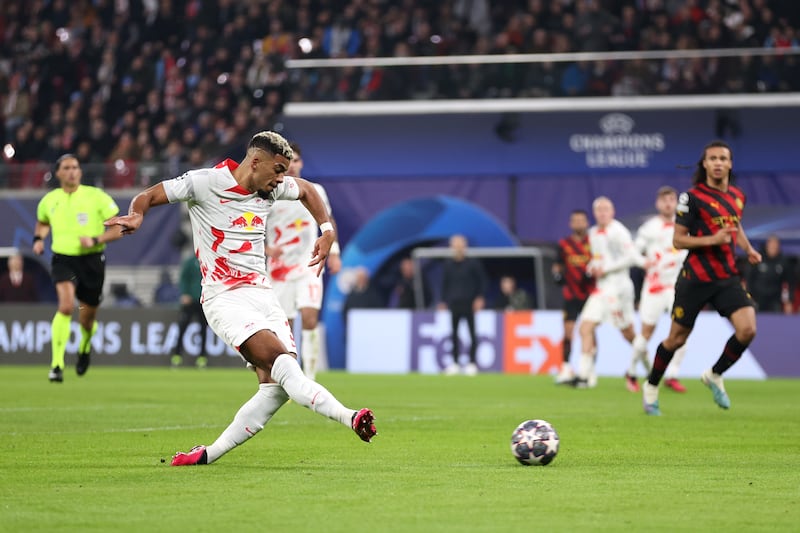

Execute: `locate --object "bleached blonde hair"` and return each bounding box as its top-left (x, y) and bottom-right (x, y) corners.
top-left (247, 131), bottom-right (294, 161)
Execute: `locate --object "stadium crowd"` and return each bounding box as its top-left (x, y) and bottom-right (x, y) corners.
top-left (1, 0), bottom-right (800, 185)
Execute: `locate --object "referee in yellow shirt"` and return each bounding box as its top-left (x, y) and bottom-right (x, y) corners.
top-left (32, 155), bottom-right (125, 382)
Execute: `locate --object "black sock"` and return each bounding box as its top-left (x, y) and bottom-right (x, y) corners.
top-left (647, 343), bottom-right (675, 386)
top-left (712, 335), bottom-right (749, 375)
top-left (563, 339), bottom-right (571, 363)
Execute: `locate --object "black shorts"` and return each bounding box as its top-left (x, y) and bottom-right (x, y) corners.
top-left (563, 298), bottom-right (587, 322)
top-left (51, 253), bottom-right (106, 306)
top-left (671, 276), bottom-right (754, 329)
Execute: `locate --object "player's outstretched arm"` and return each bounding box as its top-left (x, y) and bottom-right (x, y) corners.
top-left (105, 183), bottom-right (170, 235)
top-left (296, 178), bottom-right (335, 275)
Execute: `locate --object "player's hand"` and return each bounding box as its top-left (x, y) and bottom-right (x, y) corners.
top-left (746, 247), bottom-right (762, 265)
top-left (473, 296), bottom-right (485, 312)
top-left (712, 226), bottom-right (736, 245)
top-left (588, 264), bottom-right (604, 278)
top-left (32, 240), bottom-right (44, 255)
top-left (105, 213), bottom-right (143, 235)
top-left (308, 232), bottom-right (334, 276)
top-left (79, 236), bottom-right (95, 248)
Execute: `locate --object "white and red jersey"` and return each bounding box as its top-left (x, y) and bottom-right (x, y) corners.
top-left (162, 159), bottom-right (300, 301)
top-left (587, 219), bottom-right (637, 295)
top-left (634, 216), bottom-right (688, 294)
top-left (266, 183), bottom-right (332, 282)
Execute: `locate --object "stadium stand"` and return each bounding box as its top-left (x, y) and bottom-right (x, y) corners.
top-left (2, 0), bottom-right (800, 183)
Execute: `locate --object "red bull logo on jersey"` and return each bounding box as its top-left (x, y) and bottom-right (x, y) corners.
top-left (291, 218), bottom-right (311, 231)
top-left (230, 212), bottom-right (265, 231)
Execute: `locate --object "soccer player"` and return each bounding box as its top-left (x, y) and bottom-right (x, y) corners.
top-left (552, 210), bottom-right (594, 384)
top-left (265, 142), bottom-right (341, 379)
top-left (573, 197), bottom-right (638, 388)
top-left (32, 154), bottom-right (124, 383)
top-left (106, 131), bottom-right (376, 465)
top-left (626, 186), bottom-right (689, 393)
top-left (642, 140), bottom-right (761, 416)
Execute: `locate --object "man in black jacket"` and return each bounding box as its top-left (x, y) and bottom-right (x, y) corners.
top-left (746, 235), bottom-right (793, 314)
top-left (438, 234), bottom-right (487, 376)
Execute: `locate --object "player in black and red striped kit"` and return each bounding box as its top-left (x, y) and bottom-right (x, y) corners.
top-left (552, 210), bottom-right (594, 384)
top-left (643, 141), bottom-right (762, 415)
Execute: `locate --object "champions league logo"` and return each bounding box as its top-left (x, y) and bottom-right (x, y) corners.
top-left (569, 113), bottom-right (666, 168)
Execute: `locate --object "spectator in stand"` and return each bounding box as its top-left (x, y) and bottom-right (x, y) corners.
top-left (110, 282), bottom-right (142, 308)
top-left (746, 235), bottom-right (794, 313)
top-left (2, 0), bottom-right (800, 182)
top-left (153, 268), bottom-right (180, 305)
top-left (0, 253), bottom-right (39, 303)
top-left (495, 275), bottom-right (532, 311)
top-left (343, 267), bottom-right (384, 317)
top-left (391, 257), bottom-right (432, 310)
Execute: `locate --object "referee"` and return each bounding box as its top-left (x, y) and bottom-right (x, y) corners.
top-left (32, 154), bottom-right (124, 382)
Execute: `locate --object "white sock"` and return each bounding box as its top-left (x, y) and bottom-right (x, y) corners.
top-left (301, 327), bottom-right (320, 379)
top-left (630, 334), bottom-right (648, 375)
top-left (578, 352), bottom-right (595, 380)
top-left (665, 345), bottom-right (687, 379)
top-left (271, 354), bottom-right (354, 427)
top-left (205, 383), bottom-right (288, 464)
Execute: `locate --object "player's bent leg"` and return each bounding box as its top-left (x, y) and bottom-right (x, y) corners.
top-left (241, 332), bottom-right (377, 442)
top-left (664, 345), bottom-right (687, 392)
top-left (50, 281), bottom-right (76, 381)
top-left (76, 304), bottom-right (99, 376)
top-left (299, 307), bottom-right (322, 379)
top-left (701, 306), bottom-right (756, 410)
top-left (201, 383), bottom-right (289, 464)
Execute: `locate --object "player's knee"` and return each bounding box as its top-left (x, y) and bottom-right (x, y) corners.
top-left (633, 334), bottom-right (648, 352)
top-left (665, 331), bottom-right (689, 351)
top-left (737, 323), bottom-right (756, 343)
top-left (57, 299), bottom-right (74, 315)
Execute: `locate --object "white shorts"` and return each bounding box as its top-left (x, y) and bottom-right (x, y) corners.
top-left (638, 287), bottom-right (675, 325)
top-left (272, 271), bottom-right (324, 318)
top-left (202, 285), bottom-right (296, 354)
top-left (580, 286), bottom-right (635, 330)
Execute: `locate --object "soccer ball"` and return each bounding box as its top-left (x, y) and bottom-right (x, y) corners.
top-left (510, 419), bottom-right (560, 466)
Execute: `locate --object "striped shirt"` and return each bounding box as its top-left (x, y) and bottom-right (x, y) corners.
top-left (675, 182), bottom-right (745, 282)
top-left (557, 235), bottom-right (593, 301)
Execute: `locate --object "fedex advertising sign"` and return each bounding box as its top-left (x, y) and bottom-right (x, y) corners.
top-left (346, 309), bottom-right (766, 379)
top-left (348, 310), bottom-right (564, 375)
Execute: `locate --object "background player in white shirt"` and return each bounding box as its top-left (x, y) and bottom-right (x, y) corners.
top-left (627, 186), bottom-right (689, 393)
top-left (266, 143), bottom-right (341, 380)
top-left (574, 197), bottom-right (638, 388)
top-left (107, 131), bottom-right (376, 466)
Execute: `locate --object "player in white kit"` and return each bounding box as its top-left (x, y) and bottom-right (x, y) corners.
top-left (627, 186), bottom-right (689, 393)
top-left (266, 143), bottom-right (341, 380)
top-left (107, 132), bottom-right (376, 466)
top-left (573, 197), bottom-right (638, 388)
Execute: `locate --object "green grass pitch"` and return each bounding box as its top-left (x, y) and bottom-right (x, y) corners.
top-left (1, 366), bottom-right (798, 532)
